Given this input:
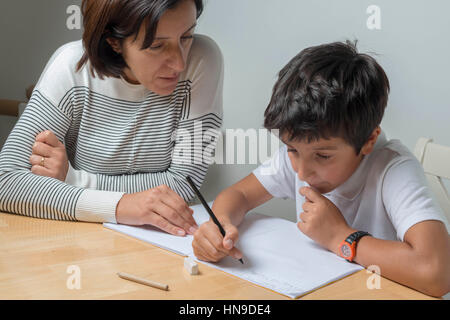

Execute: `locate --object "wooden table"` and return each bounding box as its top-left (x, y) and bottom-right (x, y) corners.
top-left (0, 212), bottom-right (438, 300)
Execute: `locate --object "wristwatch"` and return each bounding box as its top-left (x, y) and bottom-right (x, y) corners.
top-left (338, 231), bottom-right (371, 262)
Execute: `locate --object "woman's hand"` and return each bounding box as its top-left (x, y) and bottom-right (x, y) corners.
top-left (29, 130), bottom-right (69, 182)
top-left (116, 185), bottom-right (199, 236)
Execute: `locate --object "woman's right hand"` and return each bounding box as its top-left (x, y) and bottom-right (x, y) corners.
top-left (115, 185), bottom-right (198, 236)
top-left (192, 219), bottom-right (242, 262)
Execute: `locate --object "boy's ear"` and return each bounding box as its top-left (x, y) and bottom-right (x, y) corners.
top-left (106, 37), bottom-right (122, 54)
top-left (360, 127), bottom-right (381, 156)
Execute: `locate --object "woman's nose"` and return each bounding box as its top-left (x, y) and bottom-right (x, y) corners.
top-left (167, 45), bottom-right (186, 72)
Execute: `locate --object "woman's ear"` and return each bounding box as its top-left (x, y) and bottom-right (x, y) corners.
top-left (106, 38), bottom-right (122, 54)
top-left (360, 126), bottom-right (381, 155)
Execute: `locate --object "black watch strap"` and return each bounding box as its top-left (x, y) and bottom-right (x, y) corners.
top-left (345, 231), bottom-right (371, 245)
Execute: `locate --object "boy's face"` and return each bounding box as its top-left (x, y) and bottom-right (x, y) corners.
top-left (282, 128), bottom-right (380, 194)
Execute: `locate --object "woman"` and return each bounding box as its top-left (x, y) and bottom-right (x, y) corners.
top-left (0, 0), bottom-right (223, 237)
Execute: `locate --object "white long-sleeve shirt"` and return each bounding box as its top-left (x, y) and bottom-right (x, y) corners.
top-left (0, 34), bottom-right (223, 223)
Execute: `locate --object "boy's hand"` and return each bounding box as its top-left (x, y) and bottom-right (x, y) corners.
top-left (297, 186), bottom-right (355, 255)
top-left (192, 219), bottom-right (243, 262)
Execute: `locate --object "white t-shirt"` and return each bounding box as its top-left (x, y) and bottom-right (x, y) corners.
top-left (253, 131), bottom-right (449, 241)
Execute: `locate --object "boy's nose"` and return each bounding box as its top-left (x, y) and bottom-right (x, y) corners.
top-left (296, 161), bottom-right (314, 181)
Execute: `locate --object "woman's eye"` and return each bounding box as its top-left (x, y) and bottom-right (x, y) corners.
top-left (149, 43), bottom-right (163, 50)
top-left (181, 35), bottom-right (194, 43)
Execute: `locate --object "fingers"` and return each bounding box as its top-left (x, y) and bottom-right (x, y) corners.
top-left (29, 154), bottom-right (54, 168)
top-left (299, 211), bottom-right (307, 221)
top-left (297, 210), bottom-right (311, 233)
top-left (222, 224), bottom-right (243, 260)
top-left (29, 144), bottom-right (69, 181)
top-left (226, 244), bottom-right (243, 261)
top-left (158, 185), bottom-right (198, 229)
top-left (29, 154), bottom-right (46, 168)
top-left (35, 130), bottom-right (62, 148)
top-left (31, 141), bottom-right (52, 157)
top-left (30, 164), bottom-right (54, 178)
top-left (116, 186), bottom-right (198, 236)
top-left (151, 200), bottom-right (195, 235)
top-left (302, 201), bottom-right (313, 212)
top-left (297, 220), bottom-right (306, 233)
top-left (192, 221), bottom-right (242, 262)
top-left (298, 211), bottom-right (311, 223)
top-left (299, 186), bottom-right (322, 203)
top-left (137, 185), bottom-right (198, 235)
top-left (194, 231), bottom-right (227, 262)
top-left (222, 224), bottom-right (239, 249)
top-left (194, 240), bottom-right (225, 262)
top-left (144, 212), bottom-right (187, 237)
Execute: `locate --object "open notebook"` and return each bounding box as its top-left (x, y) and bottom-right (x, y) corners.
top-left (104, 203), bottom-right (363, 298)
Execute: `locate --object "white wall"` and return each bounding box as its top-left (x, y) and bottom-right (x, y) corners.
top-left (1, 0), bottom-right (449, 222)
top-left (0, 0), bottom-right (82, 146)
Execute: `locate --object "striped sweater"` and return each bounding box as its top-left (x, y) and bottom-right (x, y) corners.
top-left (0, 34), bottom-right (223, 223)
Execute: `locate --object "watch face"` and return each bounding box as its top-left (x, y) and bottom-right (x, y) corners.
top-left (340, 244), bottom-right (352, 258)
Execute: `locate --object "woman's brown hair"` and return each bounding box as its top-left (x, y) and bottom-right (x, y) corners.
top-left (76, 0), bottom-right (203, 79)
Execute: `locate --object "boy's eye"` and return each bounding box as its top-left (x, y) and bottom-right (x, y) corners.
top-left (316, 154), bottom-right (331, 160)
top-left (287, 148), bottom-right (297, 153)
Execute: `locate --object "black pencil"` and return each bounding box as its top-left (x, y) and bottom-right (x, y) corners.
top-left (186, 176), bottom-right (244, 264)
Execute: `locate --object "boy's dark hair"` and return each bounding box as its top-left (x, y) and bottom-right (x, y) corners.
top-left (264, 40), bottom-right (390, 154)
top-left (76, 0), bottom-right (203, 79)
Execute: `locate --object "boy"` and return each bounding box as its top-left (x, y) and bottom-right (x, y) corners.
top-left (192, 41), bottom-right (450, 297)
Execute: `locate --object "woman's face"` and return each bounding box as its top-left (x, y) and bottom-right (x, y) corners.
top-left (113, 0), bottom-right (197, 95)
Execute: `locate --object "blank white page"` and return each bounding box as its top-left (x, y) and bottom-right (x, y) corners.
top-left (104, 203), bottom-right (363, 298)
top-left (199, 212), bottom-right (364, 298)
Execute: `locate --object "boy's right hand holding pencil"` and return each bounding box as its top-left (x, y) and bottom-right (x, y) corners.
top-left (190, 173), bottom-right (272, 263)
top-left (192, 218), bottom-right (243, 262)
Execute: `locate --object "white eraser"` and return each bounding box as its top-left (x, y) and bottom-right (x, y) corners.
top-left (184, 256), bottom-right (199, 275)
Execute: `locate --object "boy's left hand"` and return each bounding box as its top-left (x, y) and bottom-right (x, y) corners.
top-left (297, 186), bottom-right (356, 255)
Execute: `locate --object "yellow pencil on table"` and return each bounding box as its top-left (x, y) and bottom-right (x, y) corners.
top-left (117, 272), bottom-right (169, 291)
